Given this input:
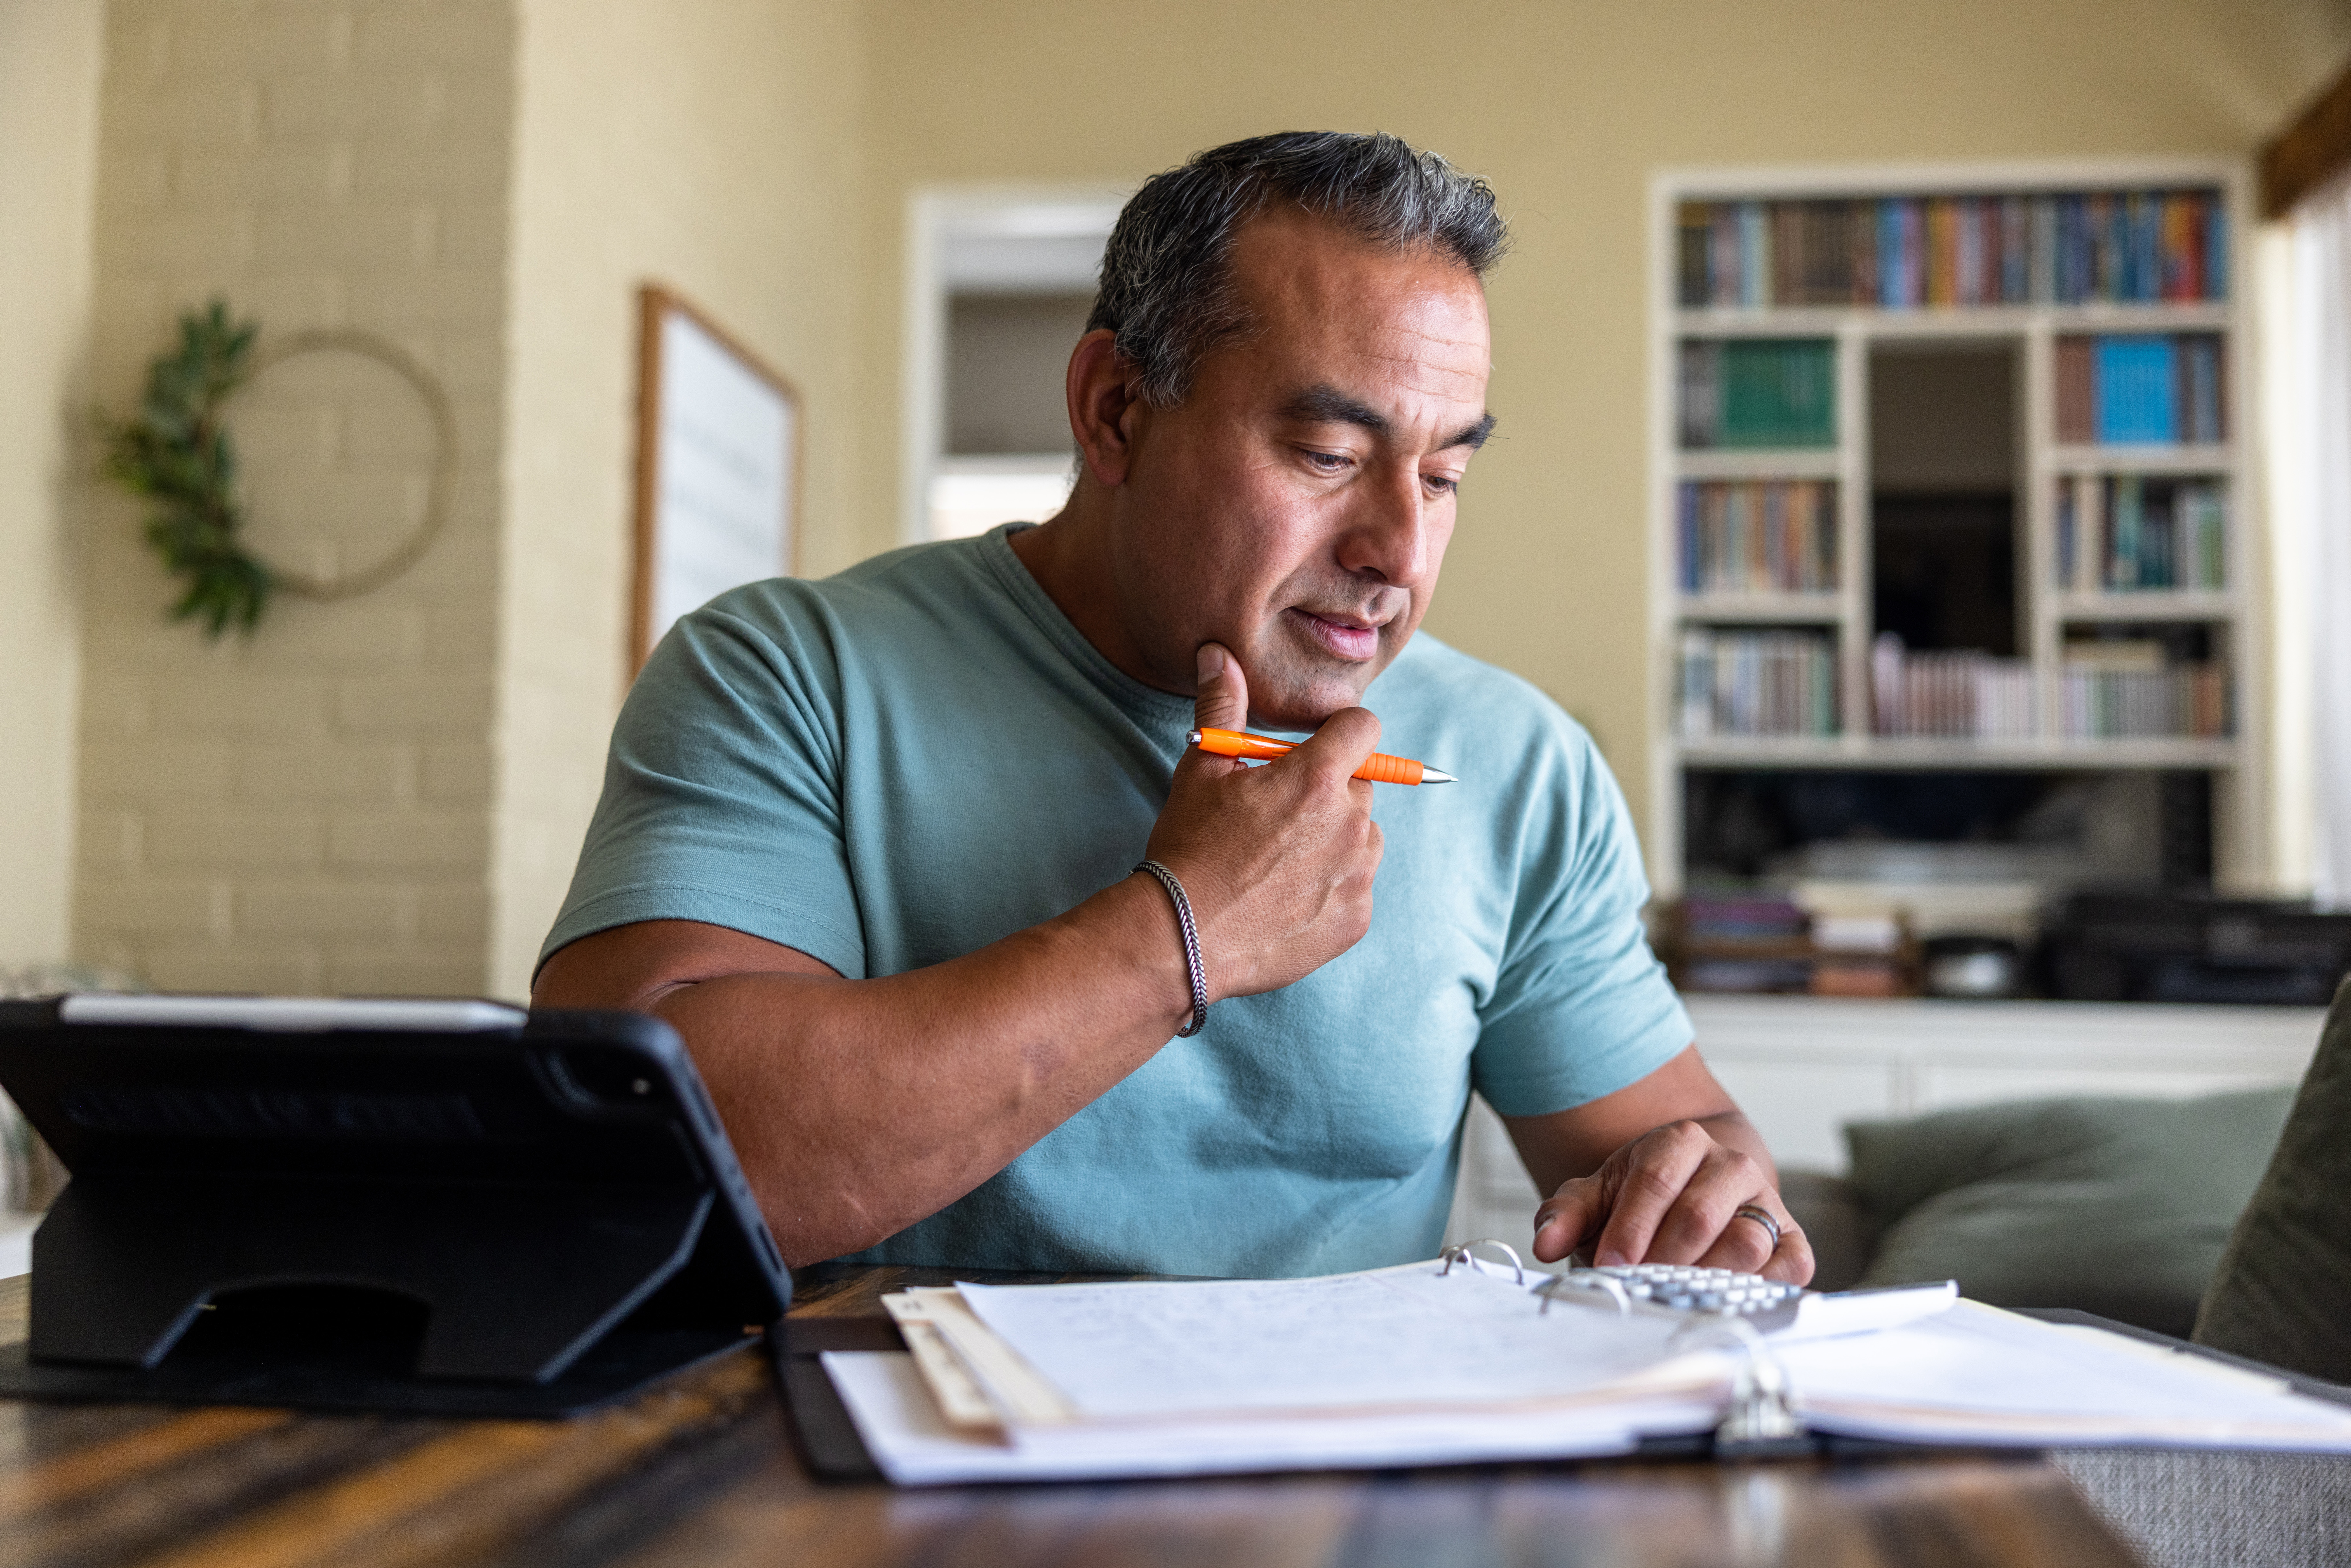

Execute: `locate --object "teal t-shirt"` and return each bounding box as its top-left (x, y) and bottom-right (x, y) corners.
top-left (541, 525), bottom-right (1690, 1277)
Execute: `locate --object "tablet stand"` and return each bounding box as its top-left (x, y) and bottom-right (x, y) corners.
top-left (0, 1175), bottom-right (761, 1418)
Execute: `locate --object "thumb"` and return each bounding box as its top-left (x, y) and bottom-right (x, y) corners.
top-left (1193, 643), bottom-right (1249, 732)
top-left (1532, 1175), bottom-right (1606, 1265)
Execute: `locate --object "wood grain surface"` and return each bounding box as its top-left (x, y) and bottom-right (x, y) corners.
top-left (0, 1268), bottom-right (2143, 1568)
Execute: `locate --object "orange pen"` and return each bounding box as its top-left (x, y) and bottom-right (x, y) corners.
top-left (1188, 726), bottom-right (1457, 785)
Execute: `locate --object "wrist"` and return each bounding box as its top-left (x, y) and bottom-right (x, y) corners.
top-left (1050, 874), bottom-right (1203, 1036)
top-left (1131, 860), bottom-right (1207, 1037)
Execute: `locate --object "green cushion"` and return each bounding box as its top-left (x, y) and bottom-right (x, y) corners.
top-left (1845, 1086), bottom-right (2294, 1338)
top-left (2194, 977), bottom-right (2351, 1381)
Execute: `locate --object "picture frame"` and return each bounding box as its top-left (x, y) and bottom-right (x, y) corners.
top-left (630, 285), bottom-right (802, 672)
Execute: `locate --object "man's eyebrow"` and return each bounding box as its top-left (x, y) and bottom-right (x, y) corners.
top-left (1445, 413), bottom-right (1498, 452)
top-left (1279, 386), bottom-right (1498, 453)
top-left (1278, 384), bottom-right (1387, 435)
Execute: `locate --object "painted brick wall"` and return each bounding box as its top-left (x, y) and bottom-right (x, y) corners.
top-left (76, 0), bottom-right (515, 997)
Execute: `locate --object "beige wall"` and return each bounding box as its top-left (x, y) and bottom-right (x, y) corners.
top-left (494, 0), bottom-right (869, 998)
top-left (854, 0), bottom-right (2351, 854)
top-left (75, 0), bottom-right (515, 995)
top-left (0, 0), bottom-right (103, 970)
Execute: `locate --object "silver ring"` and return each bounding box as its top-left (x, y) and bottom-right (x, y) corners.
top-left (1731, 1204), bottom-right (1782, 1251)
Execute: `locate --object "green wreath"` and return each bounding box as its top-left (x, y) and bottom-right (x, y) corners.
top-left (97, 298), bottom-right (458, 639)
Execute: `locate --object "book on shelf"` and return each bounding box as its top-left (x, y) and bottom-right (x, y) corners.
top-left (1868, 635), bottom-right (2037, 740)
top-left (1676, 479), bottom-right (1837, 594)
top-left (2056, 640), bottom-right (2231, 739)
top-left (2055, 475), bottom-right (2227, 592)
top-left (1677, 339), bottom-right (1835, 449)
top-left (1676, 628), bottom-right (1838, 738)
top-left (1676, 189), bottom-right (2226, 310)
top-left (2053, 334), bottom-right (2225, 445)
top-left (1866, 634), bottom-right (2229, 741)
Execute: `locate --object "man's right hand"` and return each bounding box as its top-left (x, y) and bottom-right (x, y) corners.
top-left (1140, 643), bottom-right (1385, 1003)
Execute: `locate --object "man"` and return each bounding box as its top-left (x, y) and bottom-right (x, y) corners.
top-left (535, 132), bottom-right (1813, 1286)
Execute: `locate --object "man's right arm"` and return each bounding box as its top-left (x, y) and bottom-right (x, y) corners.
top-left (532, 648), bottom-right (1382, 1267)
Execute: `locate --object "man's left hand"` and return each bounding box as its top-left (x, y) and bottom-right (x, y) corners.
top-left (1530, 1120), bottom-right (1813, 1284)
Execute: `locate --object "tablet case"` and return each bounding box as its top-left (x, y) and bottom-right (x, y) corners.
top-left (0, 995), bottom-right (793, 1418)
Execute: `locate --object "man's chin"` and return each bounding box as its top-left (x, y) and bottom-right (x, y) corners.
top-left (1243, 664), bottom-right (1383, 732)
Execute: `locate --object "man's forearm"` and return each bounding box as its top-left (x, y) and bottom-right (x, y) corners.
top-left (543, 877), bottom-right (1196, 1265)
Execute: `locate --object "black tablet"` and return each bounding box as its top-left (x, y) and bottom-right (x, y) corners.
top-left (0, 995), bottom-right (791, 1417)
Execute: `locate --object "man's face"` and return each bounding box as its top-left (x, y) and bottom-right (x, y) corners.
top-left (1105, 212), bottom-right (1494, 729)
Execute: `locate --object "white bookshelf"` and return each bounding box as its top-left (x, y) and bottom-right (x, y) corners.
top-left (1647, 160), bottom-right (2259, 895)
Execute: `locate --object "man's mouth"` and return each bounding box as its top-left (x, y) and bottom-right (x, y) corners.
top-left (1284, 606), bottom-right (1383, 662)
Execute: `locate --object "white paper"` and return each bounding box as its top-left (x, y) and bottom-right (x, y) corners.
top-left (822, 1351), bottom-right (1712, 1488)
top-left (956, 1262), bottom-right (1713, 1421)
top-left (1781, 1301), bottom-right (2351, 1451)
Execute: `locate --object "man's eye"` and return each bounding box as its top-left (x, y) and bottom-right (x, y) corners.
top-left (1304, 450), bottom-right (1351, 472)
top-left (1424, 473), bottom-right (1461, 495)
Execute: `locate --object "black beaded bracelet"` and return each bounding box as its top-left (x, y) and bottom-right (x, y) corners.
top-left (1133, 860), bottom-right (1208, 1038)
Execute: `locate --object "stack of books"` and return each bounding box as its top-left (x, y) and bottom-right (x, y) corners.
top-left (1676, 189), bottom-right (2227, 310)
top-left (1677, 339), bottom-right (1835, 448)
top-left (1673, 893), bottom-right (1814, 993)
top-left (1868, 635), bottom-right (2036, 740)
top-left (2055, 475), bottom-right (2227, 592)
top-left (1670, 894), bottom-right (1912, 997)
top-left (2056, 642), bottom-right (2231, 739)
top-left (2054, 334), bottom-right (2226, 445)
top-left (1677, 629), bottom-right (1838, 738)
top-left (1676, 480), bottom-right (1838, 593)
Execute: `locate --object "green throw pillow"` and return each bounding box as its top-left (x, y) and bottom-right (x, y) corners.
top-left (2194, 976), bottom-right (2351, 1382)
top-left (1844, 1087), bottom-right (2294, 1338)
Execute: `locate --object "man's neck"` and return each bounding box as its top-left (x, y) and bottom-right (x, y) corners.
top-left (1005, 499), bottom-right (1182, 697)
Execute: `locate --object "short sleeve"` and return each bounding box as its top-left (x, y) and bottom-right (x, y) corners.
top-left (1469, 721), bottom-right (1691, 1117)
top-left (535, 587), bottom-right (869, 979)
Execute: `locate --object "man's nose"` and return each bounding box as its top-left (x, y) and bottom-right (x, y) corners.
top-left (1335, 465), bottom-right (1436, 588)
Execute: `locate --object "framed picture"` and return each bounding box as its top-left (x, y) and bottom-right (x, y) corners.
top-left (631, 285), bottom-right (802, 671)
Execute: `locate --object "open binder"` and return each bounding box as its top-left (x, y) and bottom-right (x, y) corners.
top-left (783, 1241), bottom-right (2351, 1486)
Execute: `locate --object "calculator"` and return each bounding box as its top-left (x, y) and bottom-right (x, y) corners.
top-left (1560, 1264), bottom-right (1802, 1316)
top-left (1538, 1262), bottom-right (1957, 1339)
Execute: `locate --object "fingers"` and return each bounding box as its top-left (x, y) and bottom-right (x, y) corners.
top-left (1577, 1122), bottom-right (1819, 1286)
top-left (1587, 1123), bottom-right (1710, 1268)
top-left (1531, 1175), bottom-right (1604, 1264)
top-left (1696, 1202), bottom-right (1816, 1286)
top-left (1290, 705), bottom-right (1382, 786)
top-left (1192, 643), bottom-right (1249, 732)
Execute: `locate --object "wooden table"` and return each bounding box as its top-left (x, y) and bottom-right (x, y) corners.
top-left (0, 1266), bottom-right (2142, 1568)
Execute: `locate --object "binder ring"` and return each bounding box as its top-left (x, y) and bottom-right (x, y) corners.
top-left (1538, 1270), bottom-right (1633, 1317)
top-left (1438, 1239), bottom-right (1525, 1284)
top-left (1671, 1313), bottom-right (1808, 1452)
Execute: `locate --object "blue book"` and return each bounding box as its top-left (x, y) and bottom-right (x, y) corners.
top-left (2095, 337), bottom-right (2178, 444)
top-left (2112, 476), bottom-right (2143, 589)
top-left (1879, 200), bottom-right (1902, 307)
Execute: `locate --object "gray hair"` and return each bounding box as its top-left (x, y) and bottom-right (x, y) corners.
top-left (1086, 131), bottom-right (1508, 409)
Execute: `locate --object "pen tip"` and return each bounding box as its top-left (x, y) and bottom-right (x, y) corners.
top-left (1421, 768), bottom-right (1458, 784)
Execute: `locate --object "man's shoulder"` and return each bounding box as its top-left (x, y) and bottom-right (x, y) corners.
top-left (696, 532), bottom-right (997, 633)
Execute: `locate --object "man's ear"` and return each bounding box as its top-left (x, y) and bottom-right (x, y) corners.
top-left (1066, 328), bottom-right (1148, 488)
